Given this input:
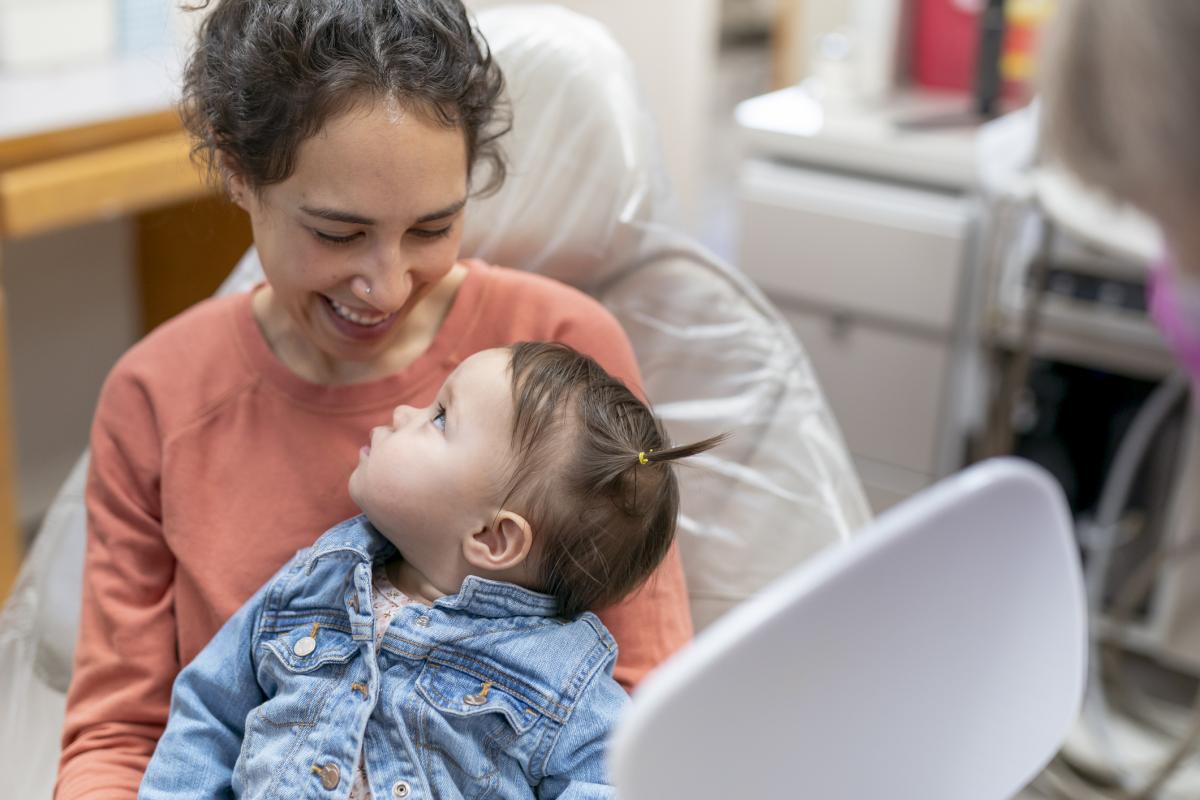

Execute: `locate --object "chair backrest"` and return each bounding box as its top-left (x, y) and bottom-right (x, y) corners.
top-left (611, 458), bottom-right (1087, 800)
top-left (464, 5), bottom-right (871, 627)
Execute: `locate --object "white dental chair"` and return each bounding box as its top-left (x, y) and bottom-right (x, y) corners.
top-left (612, 458), bottom-right (1086, 800)
top-left (0, 6), bottom-right (872, 796)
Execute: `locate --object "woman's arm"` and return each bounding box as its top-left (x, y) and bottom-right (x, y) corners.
top-left (56, 366), bottom-right (176, 799)
top-left (138, 566), bottom-right (279, 799)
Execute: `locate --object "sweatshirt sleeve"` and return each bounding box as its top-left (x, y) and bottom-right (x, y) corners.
top-left (137, 559), bottom-right (284, 800)
top-left (56, 362), bottom-right (177, 800)
top-left (552, 294), bottom-right (695, 691)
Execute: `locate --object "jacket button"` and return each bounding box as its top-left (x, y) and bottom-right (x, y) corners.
top-left (294, 636), bottom-right (317, 657)
top-left (312, 763), bottom-right (340, 790)
top-left (392, 780), bottom-right (412, 797)
top-left (415, 616), bottom-right (430, 628)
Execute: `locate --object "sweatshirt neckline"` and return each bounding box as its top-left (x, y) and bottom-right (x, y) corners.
top-left (231, 260), bottom-right (490, 411)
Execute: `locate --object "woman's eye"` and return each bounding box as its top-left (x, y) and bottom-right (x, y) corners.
top-left (431, 404), bottom-right (447, 431)
top-left (313, 229), bottom-right (362, 246)
top-left (409, 225), bottom-right (452, 240)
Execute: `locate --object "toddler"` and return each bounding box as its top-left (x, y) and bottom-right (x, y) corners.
top-left (138, 342), bottom-right (722, 799)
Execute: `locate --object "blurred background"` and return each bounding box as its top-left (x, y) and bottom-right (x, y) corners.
top-left (4, 1), bottom-right (1200, 795)
top-left (0, 0), bottom-right (1065, 544)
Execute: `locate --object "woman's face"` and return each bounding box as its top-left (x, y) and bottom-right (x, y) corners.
top-left (229, 100), bottom-right (469, 367)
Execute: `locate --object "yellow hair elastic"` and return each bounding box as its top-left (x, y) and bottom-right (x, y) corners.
top-left (638, 448), bottom-right (654, 465)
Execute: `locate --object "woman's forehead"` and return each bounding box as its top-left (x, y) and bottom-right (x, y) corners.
top-left (284, 101), bottom-right (468, 222)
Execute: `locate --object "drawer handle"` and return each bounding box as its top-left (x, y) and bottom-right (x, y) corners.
top-left (830, 311), bottom-right (855, 341)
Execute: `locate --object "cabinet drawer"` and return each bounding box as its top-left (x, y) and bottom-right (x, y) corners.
top-left (784, 305), bottom-right (949, 476)
top-left (738, 159), bottom-right (969, 333)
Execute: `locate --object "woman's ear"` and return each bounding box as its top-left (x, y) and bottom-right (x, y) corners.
top-left (463, 511), bottom-right (533, 573)
top-left (219, 151), bottom-right (251, 211)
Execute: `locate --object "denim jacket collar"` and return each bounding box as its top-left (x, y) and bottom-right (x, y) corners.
top-left (303, 514), bottom-right (396, 567)
top-left (304, 514), bottom-right (561, 620)
top-left (434, 576), bottom-right (560, 619)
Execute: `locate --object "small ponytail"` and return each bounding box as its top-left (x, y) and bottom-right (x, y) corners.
top-left (636, 433), bottom-right (729, 467)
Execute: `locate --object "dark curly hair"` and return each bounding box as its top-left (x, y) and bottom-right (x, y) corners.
top-left (505, 343), bottom-right (727, 618)
top-left (180, 0), bottom-right (510, 195)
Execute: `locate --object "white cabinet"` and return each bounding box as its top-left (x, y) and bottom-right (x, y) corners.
top-left (737, 157), bottom-right (972, 511)
top-left (779, 307), bottom-right (950, 474)
top-left (740, 160), bottom-right (967, 332)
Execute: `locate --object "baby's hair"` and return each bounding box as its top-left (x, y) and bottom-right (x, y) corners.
top-left (180, 0), bottom-right (511, 195)
top-left (503, 342), bottom-right (727, 618)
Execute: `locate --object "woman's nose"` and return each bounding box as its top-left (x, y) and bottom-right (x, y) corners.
top-left (349, 276), bottom-right (374, 305)
top-left (350, 245), bottom-right (415, 311)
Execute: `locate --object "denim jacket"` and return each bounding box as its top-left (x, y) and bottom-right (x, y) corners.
top-left (139, 516), bottom-right (628, 800)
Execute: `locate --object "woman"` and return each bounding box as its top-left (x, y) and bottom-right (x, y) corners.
top-left (56, 2), bottom-right (693, 797)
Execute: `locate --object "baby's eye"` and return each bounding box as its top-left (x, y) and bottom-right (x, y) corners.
top-left (431, 404), bottom-right (447, 432)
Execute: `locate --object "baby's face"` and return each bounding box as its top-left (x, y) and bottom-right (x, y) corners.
top-left (348, 348), bottom-right (515, 589)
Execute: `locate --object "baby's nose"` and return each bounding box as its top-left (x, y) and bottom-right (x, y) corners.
top-left (392, 405), bottom-right (416, 428)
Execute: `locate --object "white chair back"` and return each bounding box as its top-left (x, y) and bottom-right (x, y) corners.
top-left (612, 458), bottom-right (1086, 800)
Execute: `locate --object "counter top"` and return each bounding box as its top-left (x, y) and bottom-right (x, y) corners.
top-left (0, 48), bottom-right (182, 141)
top-left (736, 85), bottom-right (981, 192)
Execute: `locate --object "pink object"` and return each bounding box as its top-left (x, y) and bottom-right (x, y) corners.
top-left (1149, 253), bottom-right (1200, 386)
top-left (912, 0), bottom-right (981, 91)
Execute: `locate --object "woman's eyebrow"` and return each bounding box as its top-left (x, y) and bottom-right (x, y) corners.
top-left (299, 198), bottom-right (465, 226)
top-left (416, 198), bottom-right (467, 223)
top-left (300, 206), bottom-right (375, 225)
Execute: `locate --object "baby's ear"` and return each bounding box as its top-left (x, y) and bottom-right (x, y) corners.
top-left (463, 511), bottom-right (533, 573)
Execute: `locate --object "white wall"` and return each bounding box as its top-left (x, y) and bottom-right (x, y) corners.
top-left (2, 220), bottom-right (140, 529)
top-left (467, 0), bottom-right (720, 230)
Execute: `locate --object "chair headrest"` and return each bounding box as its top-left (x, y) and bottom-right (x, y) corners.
top-left (463, 5), bottom-right (676, 289)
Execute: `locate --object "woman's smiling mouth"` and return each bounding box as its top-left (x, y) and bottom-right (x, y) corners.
top-left (324, 295), bottom-right (394, 327)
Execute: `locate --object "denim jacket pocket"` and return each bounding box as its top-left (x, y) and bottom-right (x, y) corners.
top-left (233, 624), bottom-right (358, 795)
top-left (254, 624), bottom-right (358, 727)
top-left (413, 660), bottom-right (546, 795)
